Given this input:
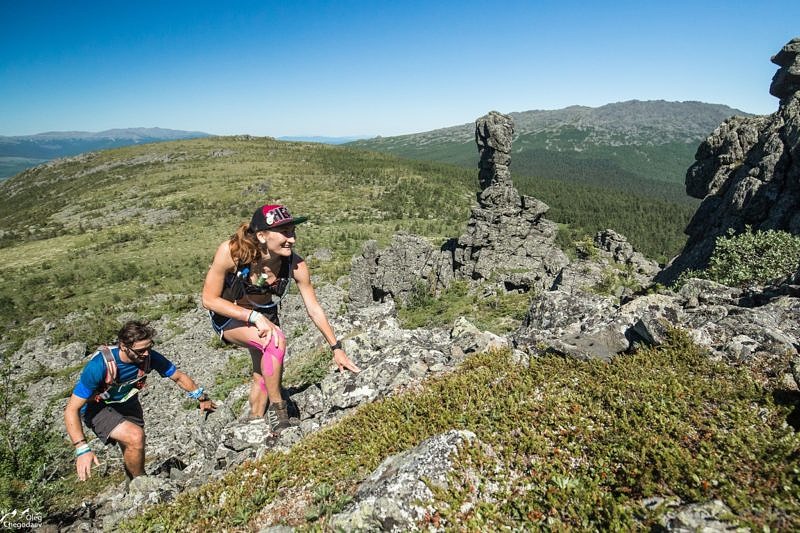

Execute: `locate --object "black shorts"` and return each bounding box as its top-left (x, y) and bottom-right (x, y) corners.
top-left (83, 397), bottom-right (144, 444)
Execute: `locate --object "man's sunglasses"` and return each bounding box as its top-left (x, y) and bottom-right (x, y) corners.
top-left (125, 343), bottom-right (154, 357)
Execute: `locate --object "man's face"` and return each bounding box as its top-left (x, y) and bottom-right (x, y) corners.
top-left (124, 340), bottom-right (153, 363)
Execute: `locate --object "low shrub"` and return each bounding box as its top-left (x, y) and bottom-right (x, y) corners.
top-left (680, 227), bottom-right (800, 288)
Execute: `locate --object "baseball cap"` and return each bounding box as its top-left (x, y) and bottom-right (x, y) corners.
top-left (249, 204), bottom-right (309, 231)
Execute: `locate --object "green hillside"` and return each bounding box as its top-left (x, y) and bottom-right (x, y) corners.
top-left (348, 100), bottom-right (749, 204)
top-left (0, 128), bottom-right (211, 180)
top-left (0, 136), bottom-right (691, 350)
top-left (0, 137), bottom-right (470, 347)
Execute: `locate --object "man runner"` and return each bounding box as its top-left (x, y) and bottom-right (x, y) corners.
top-left (64, 320), bottom-right (216, 480)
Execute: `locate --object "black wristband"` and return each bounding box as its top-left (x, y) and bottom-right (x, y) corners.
top-left (197, 394), bottom-right (210, 402)
top-left (330, 340), bottom-right (342, 351)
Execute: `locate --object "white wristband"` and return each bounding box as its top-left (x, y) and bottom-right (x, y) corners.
top-left (248, 310), bottom-right (262, 324)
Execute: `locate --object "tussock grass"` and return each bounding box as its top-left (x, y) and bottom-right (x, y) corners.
top-left (122, 332), bottom-right (800, 531)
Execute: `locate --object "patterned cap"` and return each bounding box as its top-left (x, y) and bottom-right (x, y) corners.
top-left (249, 204), bottom-right (309, 231)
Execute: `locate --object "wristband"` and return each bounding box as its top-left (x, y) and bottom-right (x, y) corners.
top-left (73, 439), bottom-right (87, 446)
top-left (330, 340), bottom-right (342, 352)
top-left (187, 387), bottom-right (205, 400)
top-left (248, 310), bottom-right (262, 325)
top-left (75, 444), bottom-right (91, 457)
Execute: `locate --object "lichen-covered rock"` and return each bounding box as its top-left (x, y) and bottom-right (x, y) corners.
top-left (100, 476), bottom-right (180, 530)
top-left (515, 278), bottom-right (800, 375)
top-left (553, 229), bottom-right (658, 294)
top-left (450, 316), bottom-right (509, 359)
top-left (650, 498), bottom-right (748, 532)
top-left (348, 233), bottom-right (453, 306)
top-left (329, 430), bottom-right (480, 532)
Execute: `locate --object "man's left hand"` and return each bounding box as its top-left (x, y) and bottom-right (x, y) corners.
top-left (198, 395), bottom-right (217, 413)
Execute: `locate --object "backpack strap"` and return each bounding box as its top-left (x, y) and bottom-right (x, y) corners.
top-left (134, 354), bottom-right (152, 389)
top-left (92, 345), bottom-right (119, 402)
top-left (99, 345), bottom-right (118, 385)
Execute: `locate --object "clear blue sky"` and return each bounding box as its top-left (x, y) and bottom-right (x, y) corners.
top-left (1, 0), bottom-right (798, 137)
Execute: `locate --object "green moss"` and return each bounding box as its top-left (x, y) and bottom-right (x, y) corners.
top-left (121, 331), bottom-right (800, 531)
top-left (283, 346), bottom-right (333, 389)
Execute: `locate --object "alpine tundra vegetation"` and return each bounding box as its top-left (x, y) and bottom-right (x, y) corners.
top-left (1, 37), bottom-right (800, 532)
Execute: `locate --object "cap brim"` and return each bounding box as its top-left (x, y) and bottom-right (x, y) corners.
top-left (271, 215), bottom-right (309, 228)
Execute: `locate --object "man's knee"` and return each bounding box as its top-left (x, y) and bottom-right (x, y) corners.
top-left (111, 421), bottom-right (146, 449)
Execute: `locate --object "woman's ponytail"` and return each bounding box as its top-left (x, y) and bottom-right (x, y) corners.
top-left (228, 223), bottom-right (260, 266)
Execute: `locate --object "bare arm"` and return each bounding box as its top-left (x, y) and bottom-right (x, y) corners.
top-left (64, 394), bottom-right (99, 480)
top-left (201, 240), bottom-right (280, 345)
top-left (170, 370), bottom-right (216, 413)
top-left (201, 241), bottom-right (252, 321)
top-left (294, 259), bottom-right (360, 373)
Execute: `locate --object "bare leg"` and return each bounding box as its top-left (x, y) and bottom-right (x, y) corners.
top-left (108, 421), bottom-right (146, 479)
top-left (261, 355), bottom-right (284, 405)
top-left (249, 371), bottom-right (268, 418)
top-left (223, 325), bottom-right (286, 416)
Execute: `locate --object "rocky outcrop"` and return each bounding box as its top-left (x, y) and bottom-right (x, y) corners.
top-left (329, 430), bottom-right (482, 531)
top-left (349, 111), bottom-right (570, 305)
top-left (453, 111), bottom-right (568, 290)
top-left (658, 37), bottom-right (800, 284)
top-left (348, 234), bottom-right (454, 306)
top-left (514, 278), bottom-right (800, 376)
top-left (552, 229), bottom-right (658, 296)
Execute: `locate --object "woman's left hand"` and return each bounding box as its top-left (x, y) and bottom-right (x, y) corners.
top-left (333, 348), bottom-right (361, 373)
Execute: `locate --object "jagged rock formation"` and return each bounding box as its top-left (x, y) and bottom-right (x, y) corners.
top-left (658, 37), bottom-right (800, 284)
top-left (514, 277), bottom-right (800, 375)
top-left (552, 229), bottom-right (658, 296)
top-left (454, 111), bottom-right (568, 290)
top-left (348, 234), bottom-right (454, 306)
top-left (349, 111), bottom-right (570, 304)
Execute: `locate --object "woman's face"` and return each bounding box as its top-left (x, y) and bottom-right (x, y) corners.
top-left (258, 225), bottom-right (296, 257)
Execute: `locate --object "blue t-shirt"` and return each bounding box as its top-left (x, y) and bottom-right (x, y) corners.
top-left (73, 346), bottom-right (176, 405)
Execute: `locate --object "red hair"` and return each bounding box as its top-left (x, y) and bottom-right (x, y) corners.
top-left (228, 223), bottom-right (261, 266)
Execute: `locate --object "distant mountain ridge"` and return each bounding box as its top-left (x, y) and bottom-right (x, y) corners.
top-left (0, 127), bottom-right (211, 179)
top-left (277, 135), bottom-right (370, 144)
top-left (352, 100), bottom-right (748, 148)
top-left (348, 100), bottom-right (751, 203)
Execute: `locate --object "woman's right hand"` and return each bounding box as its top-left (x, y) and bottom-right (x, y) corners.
top-left (76, 451), bottom-right (99, 481)
top-left (253, 313), bottom-right (285, 351)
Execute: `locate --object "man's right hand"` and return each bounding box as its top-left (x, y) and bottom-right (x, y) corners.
top-left (76, 451), bottom-right (99, 481)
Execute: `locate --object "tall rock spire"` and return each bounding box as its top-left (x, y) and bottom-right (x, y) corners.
top-left (348, 110), bottom-right (570, 305)
top-left (453, 111), bottom-right (568, 290)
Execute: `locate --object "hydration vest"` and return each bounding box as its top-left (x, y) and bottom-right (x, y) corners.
top-left (91, 345), bottom-right (152, 403)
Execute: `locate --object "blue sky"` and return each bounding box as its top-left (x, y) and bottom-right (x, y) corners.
top-left (1, 0), bottom-right (798, 137)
